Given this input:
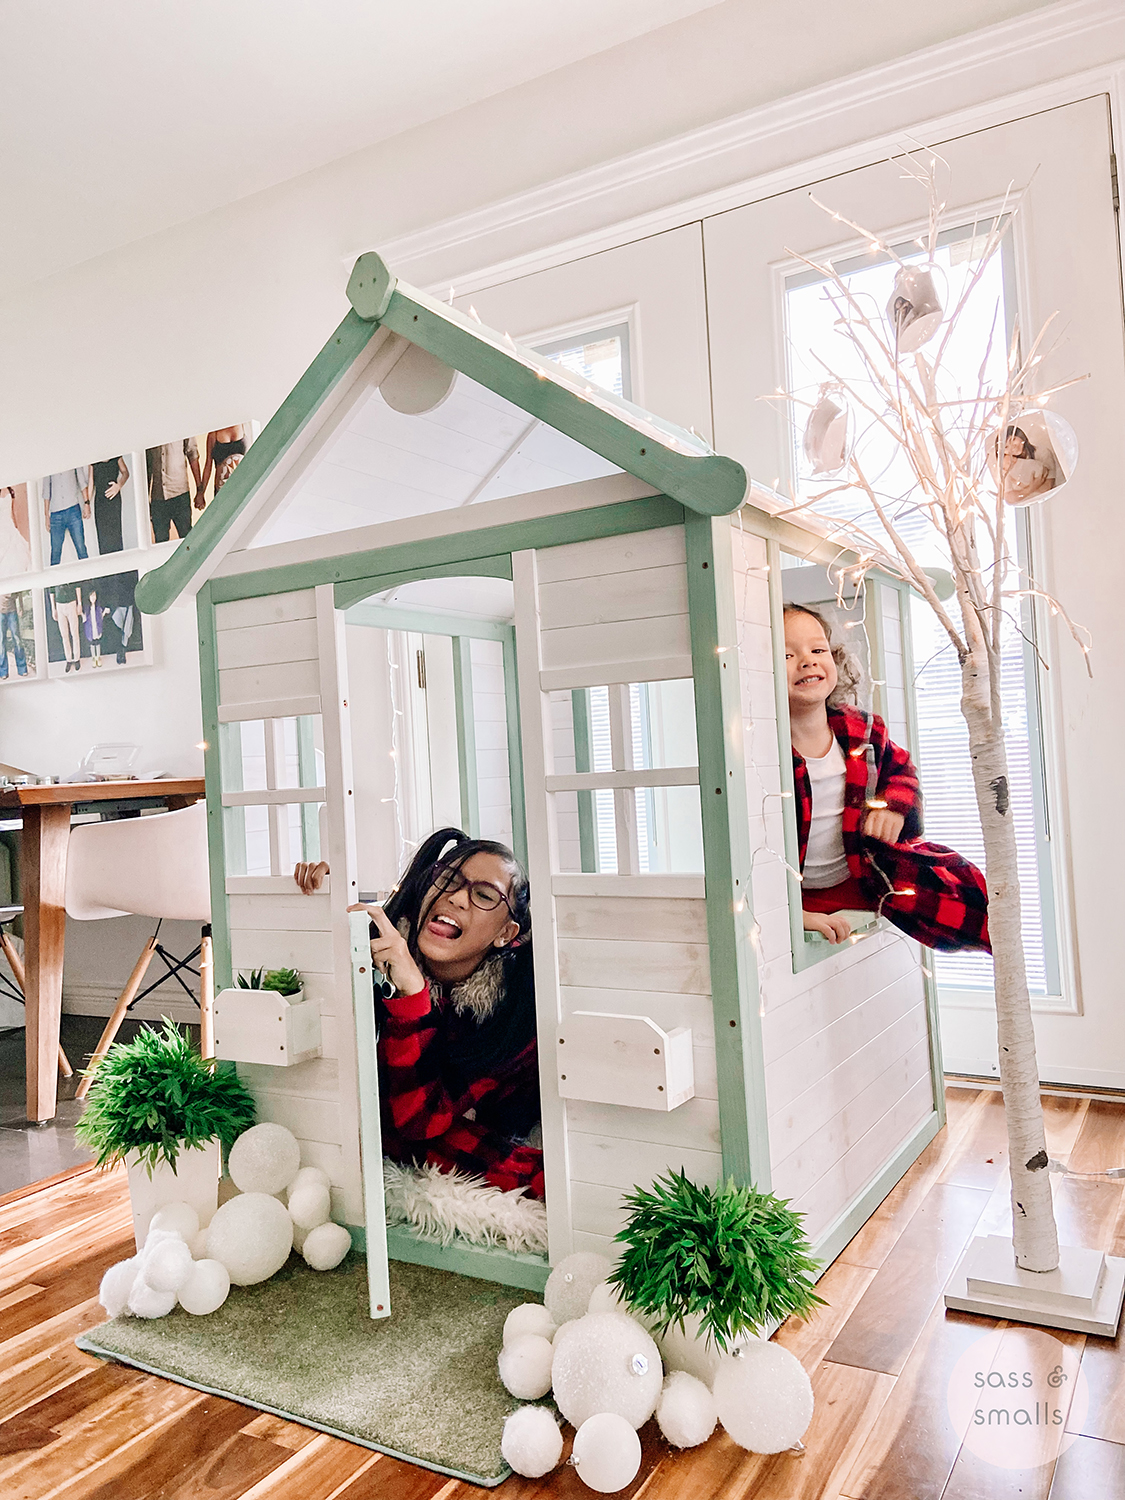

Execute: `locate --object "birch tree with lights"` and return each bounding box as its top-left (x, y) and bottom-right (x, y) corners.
top-left (782, 165), bottom-right (1085, 1276)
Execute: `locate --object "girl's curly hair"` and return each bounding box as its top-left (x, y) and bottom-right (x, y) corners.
top-left (783, 603), bottom-right (862, 707)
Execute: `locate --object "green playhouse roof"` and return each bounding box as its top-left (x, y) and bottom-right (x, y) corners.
top-left (135, 253), bottom-right (747, 615)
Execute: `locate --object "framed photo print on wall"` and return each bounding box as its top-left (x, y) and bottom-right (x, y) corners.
top-left (43, 569), bottom-right (148, 678)
top-left (36, 454), bottom-right (142, 568)
top-left (0, 589), bottom-right (40, 684)
top-left (146, 422), bottom-right (253, 543)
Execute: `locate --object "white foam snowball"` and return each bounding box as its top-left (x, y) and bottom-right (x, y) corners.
top-left (148, 1202), bottom-right (200, 1240)
top-left (657, 1310), bottom-right (723, 1387)
top-left (189, 1227), bottom-right (210, 1259)
top-left (498, 1334), bottom-right (554, 1400)
top-left (587, 1281), bottom-right (628, 1317)
top-left (656, 1370), bottom-right (718, 1448)
top-left (99, 1258), bottom-right (138, 1318)
top-left (142, 1235), bottom-right (195, 1293)
top-left (712, 1341), bottom-right (814, 1453)
top-left (228, 1123), bottom-right (302, 1196)
top-left (206, 1192), bottom-right (294, 1285)
top-left (301, 1221), bottom-right (351, 1271)
top-left (177, 1258), bottom-right (231, 1315)
top-left (551, 1312), bottom-right (663, 1430)
top-left (287, 1181), bottom-right (331, 1231)
top-left (503, 1303), bottom-right (557, 1346)
top-left (543, 1252), bottom-right (613, 1325)
top-left (501, 1405), bottom-right (563, 1479)
top-left (287, 1165), bottom-right (331, 1196)
top-left (128, 1279), bottom-right (177, 1319)
top-left (571, 1412), bottom-right (642, 1494)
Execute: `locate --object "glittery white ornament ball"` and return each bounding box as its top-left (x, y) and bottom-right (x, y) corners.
top-left (571, 1412), bottom-right (642, 1494)
top-left (287, 1181), bottom-right (331, 1231)
top-left (291, 1221), bottom-right (309, 1254)
top-left (99, 1257), bottom-right (137, 1318)
top-left (287, 1165), bottom-right (331, 1195)
top-left (228, 1123), bottom-right (302, 1196)
top-left (543, 1252), bottom-right (613, 1325)
top-left (712, 1341), bottom-right (814, 1453)
top-left (503, 1303), bottom-right (557, 1346)
top-left (189, 1227), bottom-right (210, 1259)
top-left (177, 1258), bottom-right (231, 1315)
top-left (148, 1201), bottom-right (200, 1240)
top-left (128, 1278), bottom-right (177, 1319)
top-left (586, 1281), bottom-right (627, 1317)
top-left (142, 1234), bottom-right (194, 1293)
top-left (500, 1404), bottom-right (563, 1479)
top-left (657, 1310), bottom-right (723, 1387)
top-left (206, 1191), bottom-right (294, 1285)
top-left (301, 1221), bottom-right (351, 1271)
top-left (498, 1334), bottom-right (555, 1400)
top-left (656, 1370), bottom-right (718, 1448)
top-left (551, 1312), bottom-right (663, 1430)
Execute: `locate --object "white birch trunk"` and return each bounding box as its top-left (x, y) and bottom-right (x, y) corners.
top-left (962, 651), bottom-right (1060, 1273)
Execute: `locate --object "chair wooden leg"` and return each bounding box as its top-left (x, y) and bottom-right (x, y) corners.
top-left (74, 936), bottom-right (159, 1101)
top-left (199, 927), bottom-right (215, 1060)
top-left (2, 930), bottom-right (72, 1077)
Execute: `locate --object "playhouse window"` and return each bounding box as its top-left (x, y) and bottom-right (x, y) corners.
top-left (219, 713), bottom-right (326, 878)
top-left (550, 678), bottom-right (703, 875)
top-left (535, 323), bottom-right (631, 402)
top-left (782, 220), bottom-right (1060, 996)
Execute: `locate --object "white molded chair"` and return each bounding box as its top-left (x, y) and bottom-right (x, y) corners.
top-left (66, 800), bottom-right (214, 1098)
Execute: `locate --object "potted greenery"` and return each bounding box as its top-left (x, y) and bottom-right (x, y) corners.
top-left (75, 1017), bottom-right (257, 1249)
top-left (607, 1170), bottom-right (825, 1379)
top-left (213, 966), bottom-right (321, 1067)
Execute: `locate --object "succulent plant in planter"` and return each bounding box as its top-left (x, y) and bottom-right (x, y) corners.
top-left (607, 1169), bottom-right (825, 1355)
top-left (236, 967), bottom-right (303, 997)
top-left (75, 1017), bottom-right (257, 1248)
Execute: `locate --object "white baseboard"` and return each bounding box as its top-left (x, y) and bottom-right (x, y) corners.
top-left (944, 1059), bottom-right (1125, 1093)
top-left (62, 982), bottom-right (200, 1027)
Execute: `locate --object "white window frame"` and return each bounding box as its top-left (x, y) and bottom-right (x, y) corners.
top-left (773, 206), bottom-right (1076, 1010)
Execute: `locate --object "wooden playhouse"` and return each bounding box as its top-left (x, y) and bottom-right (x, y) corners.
top-left (136, 253), bottom-right (943, 1317)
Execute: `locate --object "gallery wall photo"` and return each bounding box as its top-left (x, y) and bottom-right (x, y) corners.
top-left (43, 570), bottom-right (148, 677)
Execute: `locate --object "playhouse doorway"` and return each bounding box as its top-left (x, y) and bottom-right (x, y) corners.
top-left (341, 571), bottom-right (550, 1286)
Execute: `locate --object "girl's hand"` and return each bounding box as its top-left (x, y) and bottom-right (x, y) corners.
top-left (346, 903), bottom-right (425, 997)
top-left (294, 861), bottom-right (329, 894)
top-left (803, 910), bottom-right (853, 944)
top-left (863, 808), bottom-right (905, 844)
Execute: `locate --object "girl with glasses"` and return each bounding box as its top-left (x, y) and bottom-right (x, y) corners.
top-left (344, 827), bottom-right (542, 1199)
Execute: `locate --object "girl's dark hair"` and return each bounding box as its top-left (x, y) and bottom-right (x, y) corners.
top-left (380, 828), bottom-right (537, 1131)
top-left (783, 603), bottom-right (862, 707)
top-left (1002, 424), bottom-right (1035, 459)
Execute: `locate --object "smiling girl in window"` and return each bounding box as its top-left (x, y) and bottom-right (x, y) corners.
top-left (297, 828), bottom-right (542, 1197)
top-left (785, 605), bottom-right (991, 952)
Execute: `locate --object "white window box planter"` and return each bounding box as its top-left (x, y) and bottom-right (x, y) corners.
top-left (213, 987), bottom-right (321, 1067)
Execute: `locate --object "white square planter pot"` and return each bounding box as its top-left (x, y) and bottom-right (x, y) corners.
top-left (126, 1138), bottom-right (222, 1251)
top-left (213, 987), bottom-right (321, 1067)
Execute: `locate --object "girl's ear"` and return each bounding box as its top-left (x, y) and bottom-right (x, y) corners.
top-left (495, 918), bottom-right (520, 949)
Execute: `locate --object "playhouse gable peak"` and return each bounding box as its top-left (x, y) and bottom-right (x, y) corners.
top-left (135, 252), bottom-right (746, 615)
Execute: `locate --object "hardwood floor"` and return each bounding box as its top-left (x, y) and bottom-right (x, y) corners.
top-left (2, 1085), bottom-right (1123, 1499)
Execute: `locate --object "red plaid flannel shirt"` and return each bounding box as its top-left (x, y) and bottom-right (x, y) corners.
top-left (794, 704), bottom-right (991, 952)
top-left (379, 982), bottom-right (544, 1199)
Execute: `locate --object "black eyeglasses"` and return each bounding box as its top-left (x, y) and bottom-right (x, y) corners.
top-left (431, 863), bottom-right (516, 917)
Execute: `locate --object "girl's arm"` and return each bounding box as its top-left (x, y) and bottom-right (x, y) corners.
top-left (873, 723), bottom-right (923, 841)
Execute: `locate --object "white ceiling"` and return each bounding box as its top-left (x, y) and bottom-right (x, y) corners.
top-left (0, 0), bottom-right (724, 296)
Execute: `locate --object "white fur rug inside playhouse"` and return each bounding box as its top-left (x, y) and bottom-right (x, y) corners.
top-left (383, 1159), bottom-right (548, 1256)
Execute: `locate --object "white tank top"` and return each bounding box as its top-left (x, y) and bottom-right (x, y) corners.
top-left (802, 738), bottom-right (850, 889)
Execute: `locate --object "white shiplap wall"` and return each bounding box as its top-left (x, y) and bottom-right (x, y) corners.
top-left (214, 585), bottom-right (364, 1226)
top-left (516, 524), bottom-right (721, 1259)
top-left (730, 523), bottom-right (933, 1247)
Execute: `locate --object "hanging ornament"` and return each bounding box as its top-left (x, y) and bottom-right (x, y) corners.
top-left (802, 388), bottom-right (851, 476)
top-left (886, 263), bottom-right (944, 353)
top-left (986, 408), bottom-right (1079, 507)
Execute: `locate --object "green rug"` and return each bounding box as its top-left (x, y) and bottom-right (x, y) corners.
top-left (77, 1254), bottom-right (540, 1486)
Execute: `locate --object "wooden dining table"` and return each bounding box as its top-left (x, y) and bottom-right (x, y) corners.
top-left (0, 778), bottom-right (206, 1123)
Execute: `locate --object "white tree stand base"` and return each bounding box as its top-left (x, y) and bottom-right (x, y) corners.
top-left (945, 1234), bottom-right (1125, 1337)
